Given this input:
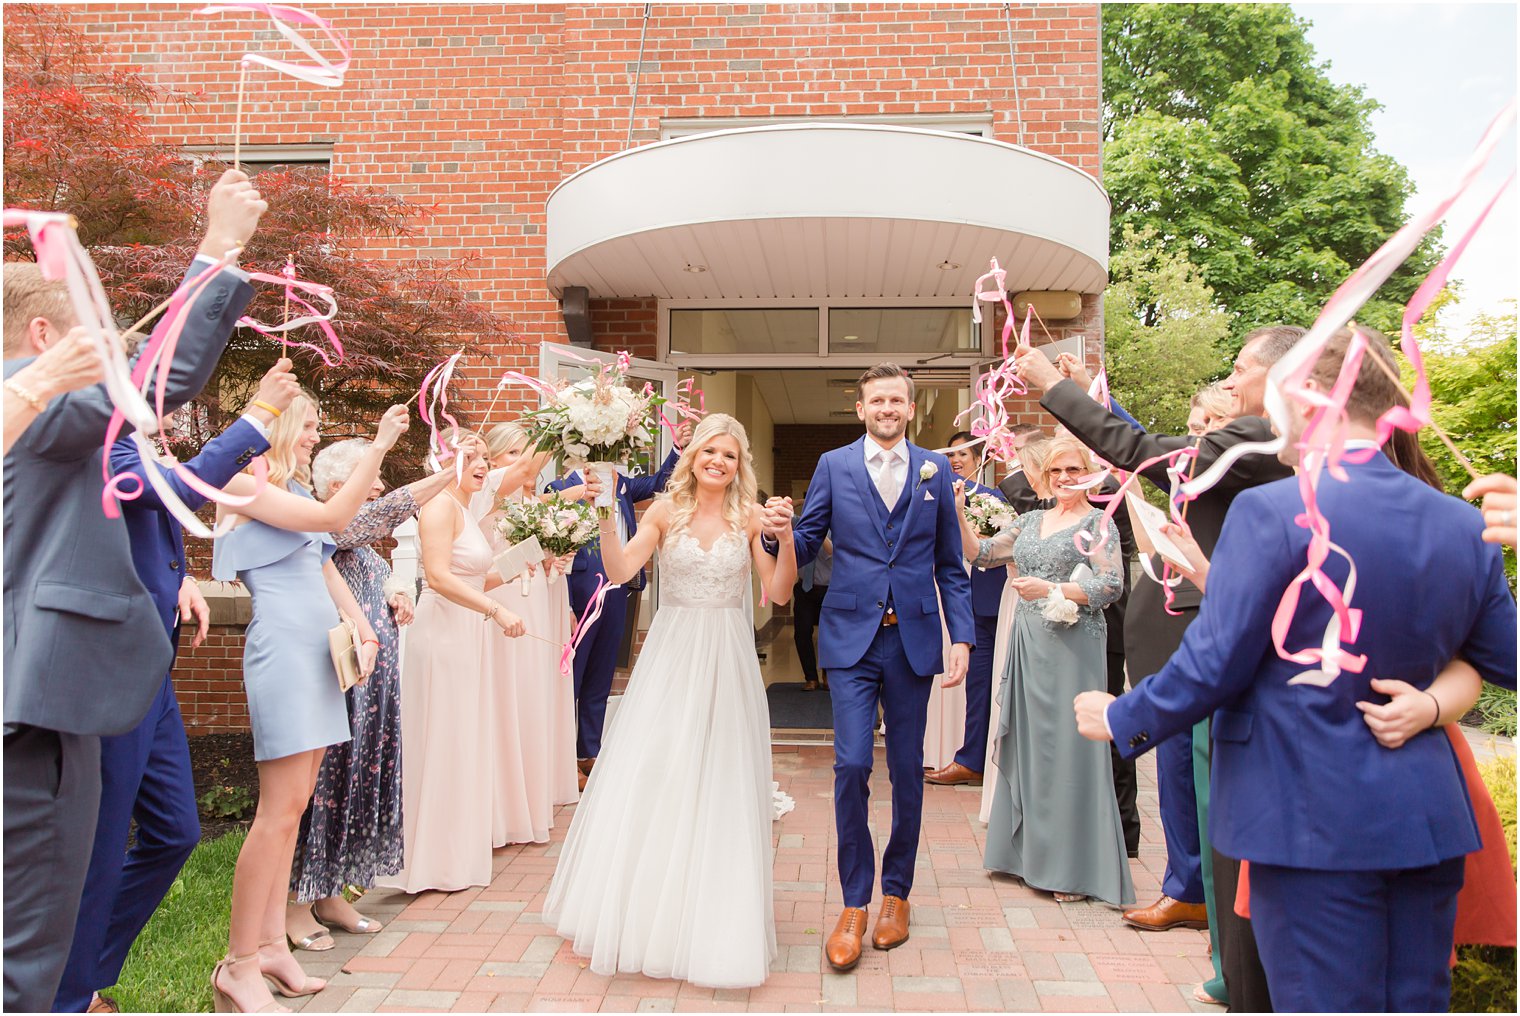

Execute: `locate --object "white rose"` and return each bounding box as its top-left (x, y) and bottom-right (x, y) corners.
top-left (919, 461), bottom-right (937, 482)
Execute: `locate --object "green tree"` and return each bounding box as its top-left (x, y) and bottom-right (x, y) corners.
top-left (1417, 301), bottom-right (1518, 498)
top-left (1103, 224), bottom-right (1231, 436)
top-left (1103, 3), bottom-right (1440, 348)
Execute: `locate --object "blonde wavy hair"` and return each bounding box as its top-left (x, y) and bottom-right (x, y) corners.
top-left (1018, 436), bottom-right (1053, 499)
top-left (659, 413), bottom-right (757, 537)
top-left (263, 389), bottom-right (319, 489)
top-left (485, 421), bottom-right (529, 461)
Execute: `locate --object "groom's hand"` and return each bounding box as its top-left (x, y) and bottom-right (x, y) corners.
top-left (1073, 691), bottom-right (1116, 742)
top-left (943, 643), bottom-right (970, 688)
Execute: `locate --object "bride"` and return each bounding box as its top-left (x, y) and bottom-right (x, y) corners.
top-left (542, 413), bottom-right (797, 989)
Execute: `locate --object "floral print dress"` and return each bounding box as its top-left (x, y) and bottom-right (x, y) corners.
top-left (290, 488), bottom-right (419, 902)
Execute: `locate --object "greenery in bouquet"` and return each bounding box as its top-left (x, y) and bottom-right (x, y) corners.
top-left (521, 358), bottom-right (665, 467)
top-left (494, 495), bottom-right (599, 558)
top-left (964, 490), bottom-right (1017, 538)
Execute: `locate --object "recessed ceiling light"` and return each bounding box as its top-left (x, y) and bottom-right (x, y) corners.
top-left (841, 334), bottom-right (860, 342)
top-left (938, 260), bottom-right (960, 271)
top-left (683, 263), bottom-right (708, 273)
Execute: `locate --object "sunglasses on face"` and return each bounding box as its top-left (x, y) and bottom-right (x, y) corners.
top-left (1046, 466), bottom-right (1086, 476)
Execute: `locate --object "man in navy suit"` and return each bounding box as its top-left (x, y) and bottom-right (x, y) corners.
top-left (51, 360), bottom-right (297, 1012)
top-left (780, 363), bottom-right (974, 971)
top-left (1075, 328), bottom-right (1517, 1012)
top-left (547, 421), bottom-right (690, 782)
top-left (925, 430), bottom-right (1007, 786)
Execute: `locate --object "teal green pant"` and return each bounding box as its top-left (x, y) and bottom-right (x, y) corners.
top-left (1193, 719), bottom-right (1227, 1003)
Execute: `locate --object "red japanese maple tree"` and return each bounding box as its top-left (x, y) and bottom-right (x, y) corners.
top-left (3, 3), bottom-right (515, 479)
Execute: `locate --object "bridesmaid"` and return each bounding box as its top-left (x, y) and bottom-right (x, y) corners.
top-left (209, 396), bottom-right (410, 1013)
top-left (380, 444), bottom-right (529, 893)
top-left (477, 423), bottom-right (582, 845)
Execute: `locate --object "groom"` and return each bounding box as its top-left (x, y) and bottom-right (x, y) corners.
top-left (773, 363), bottom-right (973, 971)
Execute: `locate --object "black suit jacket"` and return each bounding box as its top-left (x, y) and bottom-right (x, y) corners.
top-left (1039, 378), bottom-right (1292, 673)
top-left (997, 469), bottom-right (1051, 514)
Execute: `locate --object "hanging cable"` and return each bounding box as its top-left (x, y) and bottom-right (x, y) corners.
top-left (1002, 3), bottom-right (1026, 147)
top-left (626, 3), bottom-right (654, 149)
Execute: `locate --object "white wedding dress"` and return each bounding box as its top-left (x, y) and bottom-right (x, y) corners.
top-left (543, 528), bottom-right (778, 988)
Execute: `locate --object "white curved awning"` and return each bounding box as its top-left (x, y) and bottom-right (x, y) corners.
top-left (545, 123), bottom-right (1109, 301)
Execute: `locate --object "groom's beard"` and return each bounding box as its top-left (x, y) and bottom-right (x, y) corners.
top-left (865, 416), bottom-right (906, 443)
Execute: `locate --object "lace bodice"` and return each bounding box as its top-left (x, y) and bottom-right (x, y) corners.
top-left (658, 529), bottom-right (751, 608)
top-left (974, 508), bottom-right (1123, 639)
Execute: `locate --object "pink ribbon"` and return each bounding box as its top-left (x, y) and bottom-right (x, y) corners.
top-left (195, 2), bottom-right (352, 87)
top-left (417, 350), bottom-right (465, 479)
top-left (655, 376), bottom-right (705, 444)
top-left (560, 573), bottom-right (618, 676)
top-left (236, 262), bottom-right (345, 366)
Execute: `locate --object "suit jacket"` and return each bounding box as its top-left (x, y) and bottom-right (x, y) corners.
top-left (1040, 378), bottom-right (1293, 614)
top-left (962, 479), bottom-right (1007, 618)
top-left (3, 260), bottom-right (252, 736)
top-left (108, 418), bottom-right (270, 641)
top-left (996, 468), bottom-right (1049, 515)
top-left (791, 438), bottom-right (974, 676)
top-left (1107, 454), bottom-right (1517, 871)
top-left (547, 448), bottom-right (679, 593)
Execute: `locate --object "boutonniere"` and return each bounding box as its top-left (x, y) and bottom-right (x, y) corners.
top-left (916, 461), bottom-right (937, 489)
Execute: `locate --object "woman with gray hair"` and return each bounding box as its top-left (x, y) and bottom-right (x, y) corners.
top-left (283, 440), bottom-right (457, 949)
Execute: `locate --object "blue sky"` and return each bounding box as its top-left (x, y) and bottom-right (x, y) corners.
top-left (1293, 2), bottom-right (1517, 332)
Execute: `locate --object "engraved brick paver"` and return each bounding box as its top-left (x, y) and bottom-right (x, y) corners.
top-left (291, 744), bottom-right (1211, 1012)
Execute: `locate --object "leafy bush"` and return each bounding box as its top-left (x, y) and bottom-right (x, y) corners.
top-left (1450, 754), bottom-right (1517, 1013)
top-left (1474, 685), bottom-right (1519, 739)
top-left (197, 785), bottom-right (254, 820)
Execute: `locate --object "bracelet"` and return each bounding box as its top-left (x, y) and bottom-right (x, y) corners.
top-left (483, 604), bottom-right (500, 622)
top-left (251, 400), bottom-right (283, 418)
top-left (5, 378), bottom-right (47, 413)
top-left (362, 638), bottom-right (379, 647)
top-left (1423, 690), bottom-right (1442, 729)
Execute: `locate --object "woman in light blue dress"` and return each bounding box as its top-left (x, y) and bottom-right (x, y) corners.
top-left (207, 393), bottom-right (411, 1014)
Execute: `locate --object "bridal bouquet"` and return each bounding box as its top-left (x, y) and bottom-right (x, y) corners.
top-left (495, 495), bottom-right (599, 558)
top-left (964, 490), bottom-right (1017, 538)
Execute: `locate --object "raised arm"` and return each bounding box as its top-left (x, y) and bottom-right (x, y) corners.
top-left (221, 405), bottom-right (409, 533)
top-left (625, 446), bottom-right (681, 503)
top-left (751, 503), bottom-right (797, 605)
top-left (592, 490), bottom-right (668, 586)
top-left (489, 447), bottom-right (554, 502)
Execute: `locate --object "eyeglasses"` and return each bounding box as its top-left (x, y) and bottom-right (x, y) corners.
top-left (1046, 466), bottom-right (1086, 476)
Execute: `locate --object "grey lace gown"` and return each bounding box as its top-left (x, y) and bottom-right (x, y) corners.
top-left (975, 508), bottom-right (1136, 906)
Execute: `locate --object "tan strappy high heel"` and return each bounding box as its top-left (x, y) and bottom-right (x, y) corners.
top-left (210, 953), bottom-right (288, 1013)
top-left (257, 938), bottom-right (327, 998)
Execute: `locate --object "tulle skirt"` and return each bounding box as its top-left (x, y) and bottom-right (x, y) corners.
top-left (542, 602), bottom-right (777, 988)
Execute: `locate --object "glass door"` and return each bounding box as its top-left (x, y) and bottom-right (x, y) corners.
top-left (537, 343), bottom-right (678, 662)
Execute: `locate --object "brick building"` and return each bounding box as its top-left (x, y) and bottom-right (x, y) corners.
top-left (65, 2), bottom-right (1107, 733)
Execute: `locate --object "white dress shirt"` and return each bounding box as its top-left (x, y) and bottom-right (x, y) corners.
top-left (864, 435), bottom-right (911, 509)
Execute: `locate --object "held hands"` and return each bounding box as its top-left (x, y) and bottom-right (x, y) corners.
top-left (943, 643), bottom-right (970, 688)
top-left (372, 405), bottom-right (410, 453)
top-left (387, 591), bottom-right (414, 626)
top-left (1462, 473), bottom-right (1517, 548)
top-left (760, 496), bottom-right (794, 536)
top-left (1356, 678), bottom-right (1440, 749)
top-left (198, 169), bottom-right (268, 261)
top-left (1012, 343), bottom-right (1062, 393)
top-left (28, 326), bottom-right (104, 399)
top-left (1009, 576), bottom-right (1053, 601)
top-left (1055, 352), bottom-right (1092, 389)
top-left (178, 576), bottom-right (211, 650)
top-left (1073, 691), bottom-right (1116, 742)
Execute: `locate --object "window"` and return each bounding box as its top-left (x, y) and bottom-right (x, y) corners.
top-left (659, 113), bottom-right (992, 141)
top-left (829, 307), bottom-right (977, 355)
top-left (181, 143), bottom-right (332, 178)
top-left (669, 308), bottom-right (818, 355)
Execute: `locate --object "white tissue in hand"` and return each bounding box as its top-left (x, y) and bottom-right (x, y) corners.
top-left (1040, 586), bottom-right (1080, 626)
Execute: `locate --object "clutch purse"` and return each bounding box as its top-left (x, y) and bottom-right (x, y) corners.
top-left (328, 611), bottom-right (363, 692)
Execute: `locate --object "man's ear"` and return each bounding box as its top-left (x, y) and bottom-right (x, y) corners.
top-left (26, 316), bottom-right (54, 355)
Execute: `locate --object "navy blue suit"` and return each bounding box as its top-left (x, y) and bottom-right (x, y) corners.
top-left (792, 438), bottom-right (974, 905)
top-left (1107, 454), bottom-right (1516, 1011)
top-left (953, 479), bottom-right (1007, 772)
top-left (548, 449), bottom-right (678, 759)
top-left (54, 419), bottom-right (269, 1011)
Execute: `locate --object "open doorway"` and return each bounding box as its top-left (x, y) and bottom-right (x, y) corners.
top-left (681, 367), bottom-right (971, 732)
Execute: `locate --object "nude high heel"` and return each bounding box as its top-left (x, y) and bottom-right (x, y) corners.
top-left (211, 954), bottom-right (289, 1013)
top-left (258, 938), bottom-right (327, 998)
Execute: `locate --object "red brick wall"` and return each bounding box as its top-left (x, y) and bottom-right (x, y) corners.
top-left (174, 624), bottom-right (253, 734)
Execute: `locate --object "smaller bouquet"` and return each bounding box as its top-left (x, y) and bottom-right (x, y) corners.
top-left (963, 491), bottom-right (1017, 538)
top-left (493, 495), bottom-right (599, 588)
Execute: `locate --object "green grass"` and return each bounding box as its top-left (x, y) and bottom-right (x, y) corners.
top-left (1474, 684), bottom-right (1519, 738)
top-left (105, 829), bottom-right (245, 1013)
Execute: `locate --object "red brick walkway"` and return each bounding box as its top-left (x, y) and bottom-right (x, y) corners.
top-left (291, 744), bottom-right (1219, 1013)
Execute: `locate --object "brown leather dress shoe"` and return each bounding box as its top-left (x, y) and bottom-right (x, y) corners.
top-left (924, 762), bottom-right (983, 786)
top-left (872, 895), bottom-right (910, 949)
top-left (825, 907), bottom-right (869, 971)
top-left (1123, 895), bottom-right (1210, 931)
top-left (577, 757), bottom-right (595, 776)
